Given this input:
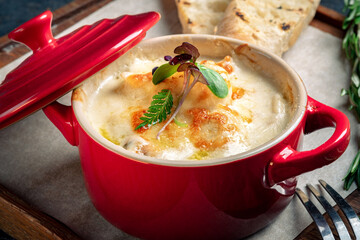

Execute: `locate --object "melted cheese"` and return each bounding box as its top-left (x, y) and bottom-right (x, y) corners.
top-left (87, 56), bottom-right (290, 160)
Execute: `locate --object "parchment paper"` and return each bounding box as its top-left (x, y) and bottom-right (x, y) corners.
top-left (0, 0), bottom-right (356, 239)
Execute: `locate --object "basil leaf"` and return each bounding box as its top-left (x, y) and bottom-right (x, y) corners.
top-left (197, 64), bottom-right (228, 98)
top-left (152, 63), bottom-right (179, 85)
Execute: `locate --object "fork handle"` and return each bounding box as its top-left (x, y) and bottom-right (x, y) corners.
top-left (267, 96), bottom-right (350, 186)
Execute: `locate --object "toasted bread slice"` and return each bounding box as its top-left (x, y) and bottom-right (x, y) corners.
top-left (216, 0), bottom-right (320, 56)
top-left (175, 0), bottom-right (231, 34)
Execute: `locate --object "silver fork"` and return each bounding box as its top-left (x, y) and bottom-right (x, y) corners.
top-left (296, 180), bottom-right (360, 240)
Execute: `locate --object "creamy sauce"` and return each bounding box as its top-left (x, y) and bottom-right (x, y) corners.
top-left (87, 55), bottom-right (290, 160)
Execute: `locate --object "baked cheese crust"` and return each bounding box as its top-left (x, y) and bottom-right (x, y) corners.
top-left (87, 56), bottom-right (291, 160)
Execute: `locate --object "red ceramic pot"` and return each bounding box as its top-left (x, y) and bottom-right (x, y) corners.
top-left (39, 35), bottom-right (350, 240)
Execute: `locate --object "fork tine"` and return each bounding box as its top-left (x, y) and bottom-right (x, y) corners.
top-left (307, 184), bottom-right (351, 240)
top-left (295, 188), bottom-right (335, 240)
top-left (319, 180), bottom-right (360, 239)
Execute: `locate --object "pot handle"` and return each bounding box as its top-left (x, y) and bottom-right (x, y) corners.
top-left (42, 102), bottom-right (78, 146)
top-left (267, 96), bottom-right (350, 186)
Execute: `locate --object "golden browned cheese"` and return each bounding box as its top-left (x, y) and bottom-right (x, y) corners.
top-left (231, 87), bottom-right (245, 100)
top-left (122, 58), bottom-right (237, 156)
top-left (87, 55), bottom-right (290, 160)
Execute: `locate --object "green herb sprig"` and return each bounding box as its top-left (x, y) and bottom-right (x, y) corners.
top-left (342, 0), bottom-right (360, 190)
top-left (135, 42), bottom-right (229, 139)
top-left (134, 89), bottom-right (173, 130)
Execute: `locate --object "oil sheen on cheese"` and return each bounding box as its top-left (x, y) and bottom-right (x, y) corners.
top-left (87, 55), bottom-right (290, 160)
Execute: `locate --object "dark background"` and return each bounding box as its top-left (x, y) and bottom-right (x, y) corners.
top-left (0, 0), bottom-right (74, 36)
top-left (0, 0), bottom-right (345, 239)
top-left (0, 0), bottom-right (345, 37)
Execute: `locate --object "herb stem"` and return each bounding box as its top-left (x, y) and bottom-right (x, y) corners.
top-left (156, 70), bottom-right (199, 139)
top-left (137, 42), bottom-right (228, 137)
top-left (342, 0), bottom-right (360, 190)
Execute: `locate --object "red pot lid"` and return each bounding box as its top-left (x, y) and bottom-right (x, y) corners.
top-left (0, 10), bottom-right (160, 129)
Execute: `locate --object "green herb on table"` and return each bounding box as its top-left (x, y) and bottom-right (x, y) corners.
top-left (342, 0), bottom-right (360, 190)
top-left (135, 42), bottom-right (229, 139)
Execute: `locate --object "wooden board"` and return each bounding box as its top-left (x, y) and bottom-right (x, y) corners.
top-left (0, 4), bottom-right (345, 68)
top-left (0, 1), bottom-right (111, 239)
top-left (310, 5), bottom-right (345, 38)
top-left (0, 0), bottom-right (113, 68)
top-left (295, 189), bottom-right (360, 239)
top-left (0, 184), bottom-right (81, 240)
top-left (295, 6), bottom-right (360, 240)
top-left (0, 2), bottom-right (355, 240)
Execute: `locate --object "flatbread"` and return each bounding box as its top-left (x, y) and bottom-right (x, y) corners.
top-left (216, 0), bottom-right (320, 56)
top-left (175, 0), bottom-right (231, 34)
top-left (175, 0), bottom-right (320, 56)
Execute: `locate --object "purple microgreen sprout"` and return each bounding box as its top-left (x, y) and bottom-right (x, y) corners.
top-left (174, 42), bottom-right (200, 62)
top-left (151, 66), bottom-right (158, 75)
top-left (136, 42), bottom-right (229, 139)
top-left (169, 54), bottom-right (192, 66)
top-left (164, 55), bottom-right (172, 61)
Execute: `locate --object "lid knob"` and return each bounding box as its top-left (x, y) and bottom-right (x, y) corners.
top-left (8, 10), bottom-right (55, 52)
